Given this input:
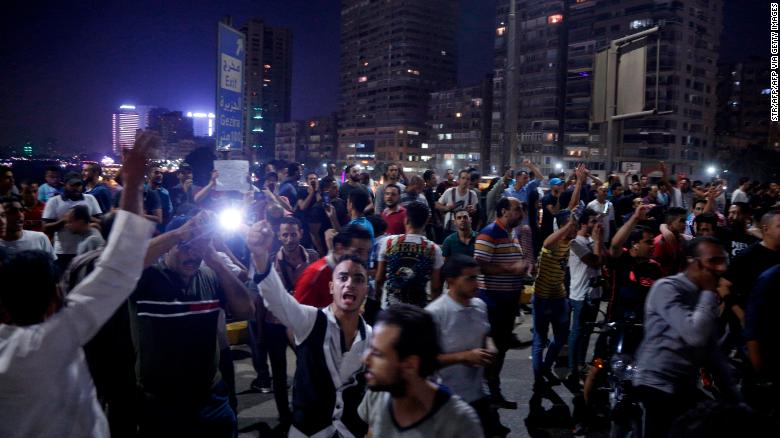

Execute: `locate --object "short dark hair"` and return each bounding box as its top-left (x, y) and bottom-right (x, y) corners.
top-left (320, 176), bottom-right (335, 191)
top-left (422, 169), bottom-right (436, 182)
top-left (44, 165), bottom-right (61, 174)
top-left (348, 188), bottom-right (370, 213)
top-left (694, 212), bottom-right (718, 227)
top-left (333, 224), bottom-right (372, 248)
top-left (384, 183), bottom-right (401, 195)
top-left (684, 236), bottom-right (724, 259)
top-left (287, 162), bottom-right (301, 176)
top-left (405, 201), bottom-right (430, 229)
top-left (345, 164), bottom-right (356, 173)
top-left (610, 182), bottom-right (623, 191)
top-left (85, 162), bottom-right (102, 176)
top-left (731, 202), bottom-right (751, 216)
top-left (441, 254), bottom-right (479, 280)
top-left (265, 172), bottom-right (279, 182)
top-left (366, 214), bottom-right (388, 236)
top-left (69, 205), bottom-right (91, 223)
top-left (334, 253), bottom-right (368, 271)
top-left (0, 165), bottom-right (12, 176)
top-left (665, 207), bottom-right (688, 224)
top-left (278, 216), bottom-right (303, 229)
top-left (0, 250), bottom-right (60, 326)
top-left (760, 209), bottom-right (780, 227)
top-left (625, 225), bottom-right (652, 249)
top-left (495, 197), bottom-right (513, 218)
top-left (693, 198), bottom-right (707, 208)
top-left (375, 304), bottom-right (440, 378)
top-left (738, 177), bottom-right (750, 186)
top-left (458, 168), bottom-right (471, 178)
top-left (579, 208), bottom-right (599, 226)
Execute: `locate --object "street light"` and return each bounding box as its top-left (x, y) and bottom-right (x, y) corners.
top-left (706, 166), bottom-right (717, 175)
top-left (446, 160), bottom-right (453, 167)
top-left (554, 162), bottom-right (563, 170)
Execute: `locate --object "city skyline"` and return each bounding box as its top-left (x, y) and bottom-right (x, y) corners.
top-left (0, 0), bottom-right (768, 155)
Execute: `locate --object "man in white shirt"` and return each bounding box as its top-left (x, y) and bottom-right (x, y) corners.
top-left (731, 177), bottom-right (750, 204)
top-left (0, 131), bottom-right (158, 438)
top-left (42, 174), bottom-right (102, 269)
top-left (436, 169), bottom-right (479, 234)
top-left (586, 184), bottom-right (615, 243)
top-left (567, 208), bottom-right (605, 386)
top-left (0, 197), bottom-right (56, 260)
top-left (427, 254), bottom-right (509, 437)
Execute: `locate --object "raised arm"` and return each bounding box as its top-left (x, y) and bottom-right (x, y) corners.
top-left (194, 169), bottom-right (218, 204)
top-left (37, 131), bottom-right (158, 357)
top-left (567, 164), bottom-right (587, 210)
top-left (522, 159), bottom-right (544, 183)
top-left (609, 204), bottom-right (649, 257)
top-left (247, 221), bottom-right (318, 342)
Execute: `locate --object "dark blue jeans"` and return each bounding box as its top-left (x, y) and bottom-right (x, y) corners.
top-left (532, 296), bottom-right (570, 380)
top-left (568, 298), bottom-right (598, 372)
top-left (479, 290), bottom-right (520, 397)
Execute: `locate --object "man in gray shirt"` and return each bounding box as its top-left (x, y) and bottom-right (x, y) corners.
top-left (360, 304), bottom-right (483, 437)
top-left (426, 254), bottom-right (509, 437)
top-left (633, 236), bottom-right (736, 438)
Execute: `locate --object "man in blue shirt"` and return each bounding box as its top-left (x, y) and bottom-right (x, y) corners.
top-left (503, 159), bottom-right (544, 205)
top-left (347, 189), bottom-right (375, 241)
top-left (82, 163), bottom-right (113, 214)
top-left (38, 166), bottom-right (62, 202)
top-left (147, 166), bottom-right (173, 231)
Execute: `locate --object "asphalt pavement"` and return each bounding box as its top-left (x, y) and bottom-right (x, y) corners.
top-left (232, 310), bottom-right (607, 438)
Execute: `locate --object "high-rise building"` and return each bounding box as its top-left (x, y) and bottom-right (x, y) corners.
top-left (112, 104), bottom-right (140, 153)
top-left (715, 58), bottom-right (773, 151)
top-left (274, 113), bottom-right (339, 168)
top-left (159, 111), bottom-right (194, 146)
top-left (428, 77), bottom-right (494, 173)
top-left (494, 0), bottom-right (723, 176)
top-left (187, 112), bottom-right (216, 137)
top-left (241, 18), bottom-right (293, 161)
top-left (338, 0), bottom-right (457, 173)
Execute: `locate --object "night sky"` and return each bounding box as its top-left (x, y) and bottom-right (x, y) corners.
top-left (0, 0), bottom-right (767, 154)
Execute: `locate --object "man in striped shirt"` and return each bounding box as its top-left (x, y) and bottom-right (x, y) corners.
top-left (474, 197), bottom-right (530, 409)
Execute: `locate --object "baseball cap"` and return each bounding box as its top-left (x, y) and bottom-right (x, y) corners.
top-left (549, 178), bottom-right (563, 186)
top-left (64, 172), bottom-right (83, 185)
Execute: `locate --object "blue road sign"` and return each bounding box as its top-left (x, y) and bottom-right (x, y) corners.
top-left (216, 22), bottom-right (244, 152)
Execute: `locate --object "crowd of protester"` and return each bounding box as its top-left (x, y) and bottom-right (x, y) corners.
top-left (1, 133), bottom-right (779, 438)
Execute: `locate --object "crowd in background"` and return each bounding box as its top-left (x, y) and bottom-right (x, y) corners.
top-left (1, 133), bottom-right (779, 438)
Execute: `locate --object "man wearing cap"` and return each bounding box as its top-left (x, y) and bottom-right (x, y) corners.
top-left (504, 160), bottom-right (544, 216)
top-left (540, 177), bottom-right (566, 240)
top-left (42, 172), bottom-right (102, 269)
top-left (170, 162), bottom-right (202, 213)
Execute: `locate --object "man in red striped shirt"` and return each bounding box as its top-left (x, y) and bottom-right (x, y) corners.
top-left (474, 197), bottom-right (530, 409)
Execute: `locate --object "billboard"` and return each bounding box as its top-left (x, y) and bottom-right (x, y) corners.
top-left (216, 22), bottom-right (244, 152)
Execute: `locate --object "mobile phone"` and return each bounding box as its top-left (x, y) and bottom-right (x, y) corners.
top-left (322, 191), bottom-right (331, 207)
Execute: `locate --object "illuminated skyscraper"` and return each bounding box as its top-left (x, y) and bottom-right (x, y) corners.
top-left (241, 18), bottom-right (292, 161)
top-left (186, 112), bottom-right (216, 137)
top-left (338, 0), bottom-right (457, 172)
top-left (112, 104), bottom-right (140, 153)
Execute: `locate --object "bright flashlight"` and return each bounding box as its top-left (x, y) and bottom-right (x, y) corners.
top-left (219, 208), bottom-right (243, 232)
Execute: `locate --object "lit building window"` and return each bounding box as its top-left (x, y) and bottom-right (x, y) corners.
top-left (309, 121), bottom-right (317, 128)
top-left (455, 112), bottom-right (462, 118)
top-left (548, 14), bottom-right (563, 24)
top-left (629, 18), bottom-right (653, 29)
top-left (421, 143), bottom-right (428, 149)
top-left (358, 76), bottom-right (368, 83)
top-left (406, 69), bottom-right (420, 75)
top-left (496, 26), bottom-right (506, 36)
